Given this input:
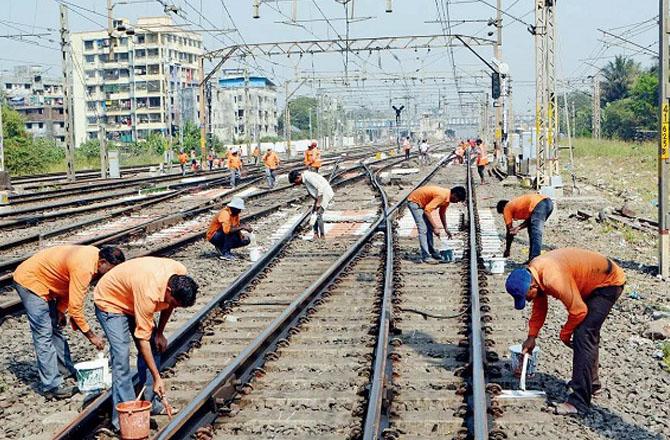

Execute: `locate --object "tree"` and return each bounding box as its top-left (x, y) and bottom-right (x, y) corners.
top-left (602, 98), bottom-right (639, 140)
top-left (279, 96), bottom-right (319, 140)
top-left (627, 69), bottom-right (658, 132)
top-left (5, 137), bottom-right (65, 175)
top-left (76, 139), bottom-right (100, 160)
top-left (601, 55), bottom-right (640, 105)
top-left (2, 104), bottom-right (28, 139)
top-left (180, 121), bottom-right (201, 152)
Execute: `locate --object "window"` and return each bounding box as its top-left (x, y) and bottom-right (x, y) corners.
top-left (147, 48), bottom-right (159, 58)
top-left (135, 49), bottom-right (146, 58)
top-left (136, 35), bottom-right (145, 44)
top-left (148, 64), bottom-right (160, 75)
top-left (146, 33), bottom-right (158, 44)
top-left (99, 53), bottom-right (109, 62)
top-left (148, 97), bottom-right (161, 108)
top-left (119, 37), bottom-right (128, 46)
top-left (24, 84), bottom-right (31, 89)
top-left (38, 123), bottom-right (44, 128)
top-left (4, 83), bottom-right (11, 89)
top-left (85, 55), bottom-right (95, 63)
top-left (84, 40), bottom-right (94, 50)
top-left (117, 52), bottom-right (129, 62)
top-left (26, 123), bottom-right (32, 129)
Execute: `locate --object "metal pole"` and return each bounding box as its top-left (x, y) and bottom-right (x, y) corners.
top-left (0, 97), bottom-right (4, 172)
top-left (309, 109), bottom-right (313, 140)
top-left (244, 68), bottom-right (251, 159)
top-left (100, 0), bottom-right (113, 179)
top-left (198, 56), bottom-right (207, 161)
top-left (284, 81), bottom-right (291, 157)
top-left (495, 0), bottom-right (503, 151)
top-left (592, 74), bottom-right (601, 139)
top-left (59, 5), bottom-right (76, 182)
top-left (658, 0), bottom-right (669, 277)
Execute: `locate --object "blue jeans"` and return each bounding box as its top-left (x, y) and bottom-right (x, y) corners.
top-left (408, 202), bottom-right (436, 259)
top-left (265, 168), bottom-right (276, 188)
top-left (528, 198), bottom-right (554, 260)
top-left (230, 169), bottom-right (241, 187)
top-left (209, 230), bottom-right (250, 256)
top-left (95, 306), bottom-right (162, 429)
top-left (16, 284), bottom-right (75, 392)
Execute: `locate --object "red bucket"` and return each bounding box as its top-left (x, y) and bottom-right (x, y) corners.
top-left (117, 400), bottom-right (151, 439)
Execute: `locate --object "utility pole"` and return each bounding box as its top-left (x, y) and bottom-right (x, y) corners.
top-left (0, 96), bottom-right (4, 172)
top-left (100, 0), bottom-right (113, 179)
top-left (658, 0), bottom-right (669, 277)
top-left (495, 0), bottom-right (503, 155)
top-left (198, 56), bottom-right (207, 161)
top-left (59, 5), bottom-right (76, 182)
top-left (284, 81), bottom-right (292, 157)
top-left (592, 74), bottom-right (601, 139)
top-left (244, 68), bottom-right (251, 159)
top-left (309, 109), bottom-right (313, 140)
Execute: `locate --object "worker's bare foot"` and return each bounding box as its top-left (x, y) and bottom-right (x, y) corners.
top-left (554, 402), bottom-right (579, 415)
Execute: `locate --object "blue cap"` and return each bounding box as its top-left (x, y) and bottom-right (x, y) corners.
top-left (505, 268), bottom-right (532, 310)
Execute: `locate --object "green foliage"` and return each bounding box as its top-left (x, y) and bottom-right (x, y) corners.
top-left (2, 104), bottom-right (28, 139)
top-left (76, 139), bottom-right (101, 160)
top-left (602, 98), bottom-right (639, 140)
top-left (180, 121), bottom-right (201, 152)
top-left (5, 137), bottom-right (65, 175)
top-left (601, 55), bottom-right (640, 104)
top-left (279, 96), bottom-right (318, 140)
top-left (259, 135), bottom-right (281, 143)
top-left (572, 137), bottom-right (655, 159)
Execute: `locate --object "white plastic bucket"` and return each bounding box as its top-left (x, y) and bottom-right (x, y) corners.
top-left (486, 257), bottom-right (506, 274)
top-left (249, 246), bottom-right (262, 262)
top-left (510, 344), bottom-right (540, 377)
top-left (74, 357), bottom-right (107, 392)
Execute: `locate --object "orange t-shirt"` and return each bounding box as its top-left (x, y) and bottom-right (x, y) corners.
top-left (503, 193), bottom-right (549, 225)
top-left (93, 257), bottom-right (187, 340)
top-left (252, 147), bottom-right (261, 158)
top-left (263, 151), bottom-right (280, 170)
top-left (527, 247), bottom-right (626, 342)
top-left (14, 245), bottom-right (99, 333)
top-left (178, 153), bottom-right (188, 164)
top-left (227, 155), bottom-right (242, 170)
top-left (476, 145), bottom-right (489, 166)
top-left (407, 186), bottom-right (451, 213)
top-left (206, 206), bottom-right (241, 240)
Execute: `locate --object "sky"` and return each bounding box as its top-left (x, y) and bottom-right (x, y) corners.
top-left (0, 0), bottom-right (659, 118)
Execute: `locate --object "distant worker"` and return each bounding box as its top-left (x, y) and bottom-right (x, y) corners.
top-left (227, 149), bottom-right (243, 188)
top-left (403, 137), bottom-right (411, 160)
top-left (497, 193), bottom-right (554, 262)
top-left (419, 139), bottom-right (429, 165)
top-left (304, 141), bottom-right (322, 173)
top-left (94, 257), bottom-right (198, 430)
top-left (178, 150), bottom-right (188, 175)
top-left (475, 139), bottom-right (489, 184)
top-left (206, 197), bottom-right (252, 260)
top-left (190, 158), bottom-right (199, 174)
top-left (262, 147), bottom-right (281, 189)
top-left (289, 170), bottom-right (334, 239)
top-left (407, 185), bottom-right (467, 263)
top-left (207, 151), bottom-right (214, 171)
top-left (13, 245), bottom-right (125, 399)
top-left (190, 149), bottom-right (196, 160)
top-left (252, 145), bottom-right (261, 165)
top-left (454, 142), bottom-right (465, 164)
top-left (505, 248), bottom-right (626, 415)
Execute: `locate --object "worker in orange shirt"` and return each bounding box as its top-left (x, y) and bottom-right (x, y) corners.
top-left (475, 138), bottom-right (489, 184)
top-left (252, 145), bottom-right (261, 165)
top-left (227, 148), bottom-right (243, 188)
top-left (13, 245), bottom-right (125, 399)
top-left (206, 197), bottom-right (252, 260)
top-left (505, 248), bottom-right (626, 415)
top-left (262, 147), bottom-right (281, 188)
top-left (406, 185), bottom-right (466, 263)
top-left (403, 137), bottom-right (411, 160)
top-left (94, 257), bottom-right (198, 431)
top-left (304, 141), bottom-right (322, 173)
top-left (178, 150), bottom-right (188, 175)
top-left (497, 193), bottom-right (554, 262)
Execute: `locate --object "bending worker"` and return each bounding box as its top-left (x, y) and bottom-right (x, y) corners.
top-left (227, 148), bottom-right (243, 188)
top-left (304, 141), bottom-right (322, 173)
top-left (407, 185), bottom-right (466, 263)
top-left (497, 193), bottom-right (554, 262)
top-left (206, 197), bottom-right (252, 261)
top-left (505, 247), bottom-right (625, 415)
top-left (13, 245), bottom-right (125, 399)
top-left (289, 169), bottom-right (334, 239)
top-left (94, 257), bottom-right (198, 431)
top-left (262, 146), bottom-right (280, 189)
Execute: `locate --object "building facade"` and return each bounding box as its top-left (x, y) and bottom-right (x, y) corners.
top-left (71, 16), bottom-right (203, 147)
top-left (210, 75), bottom-right (278, 143)
top-left (0, 65), bottom-right (65, 143)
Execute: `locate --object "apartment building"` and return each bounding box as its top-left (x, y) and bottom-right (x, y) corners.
top-left (0, 65), bottom-right (66, 143)
top-left (71, 16), bottom-right (203, 147)
top-left (210, 75), bottom-right (278, 143)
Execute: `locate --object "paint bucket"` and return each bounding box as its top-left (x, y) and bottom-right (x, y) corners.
top-left (0, 191), bottom-right (8, 206)
top-left (117, 400), bottom-right (151, 439)
top-left (439, 249), bottom-right (454, 262)
top-left (74, 355), bottom-right (108, 392)
top-left (249, 246), bottom-right (262, 262)
top-left (485, 257), bottom-right (506, 274)
top-left (509, 344), bottom-right (540, 377)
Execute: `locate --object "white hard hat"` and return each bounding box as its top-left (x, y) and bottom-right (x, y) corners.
top-left (228, 197), bottom-right (245, 210)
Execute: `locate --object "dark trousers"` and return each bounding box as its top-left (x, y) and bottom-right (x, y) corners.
top-left (313, 207), bottom-right (325, 238)
top-left (209, 230), bottom-right (250, 255)
top-left (404, 150), bottom-right (410, 160)
top-left (477, 165), bottom-right (486, 181)
top-left (528, 198), bottom-right (554, 260)
top-left (568, 284), bottom-right (623, 412)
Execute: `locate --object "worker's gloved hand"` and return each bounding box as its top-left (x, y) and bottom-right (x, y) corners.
top-left (154, 333), bottom-right (168, 353)
top-left (521, 336), bottom-right (536, 355)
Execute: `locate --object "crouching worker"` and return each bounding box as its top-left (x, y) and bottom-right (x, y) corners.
top-left (288, 169), bottom-right (334, 239)
top-left (505, 247), bottom-right (626, 415)
top-left (497, 193), bottom-right (554, 262)
top-left (13, 245), bottom-right (125, 399)
top-left (207, 197), bottom-right (252, 261)
top-left (94, 257), bottom-right (198, 431)
top-left (407, 185), bottom-right (466, 263)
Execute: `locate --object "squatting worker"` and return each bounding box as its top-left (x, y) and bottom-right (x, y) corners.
top-left (407, 185), bottom-right (466, 263)
top-left (498, 193), bottom-right (554, 262)
top-left (94, 257), bottom-right (198, 430)
top-left (13, 245), bottom-right (125, 399)
top-left (505, 247), bottom-right (626, 415)
top-left (289, 170), bottom-right (334, 239)
top-left (227, 148), bottom-right (243, 188)
top-left (206, 197), bottom-right (252, 261)
top-left (304, 141), bottom-right (322, 173)
top-left (262, 147), bottom-right (281, 189)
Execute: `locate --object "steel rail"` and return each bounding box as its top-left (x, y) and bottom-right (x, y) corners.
top-left (51, 158), bottom-right (401, 440)
top-left (362, 152), bottom-right (455, 439)
top-left (466, 151), bottom-right (490, 440)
